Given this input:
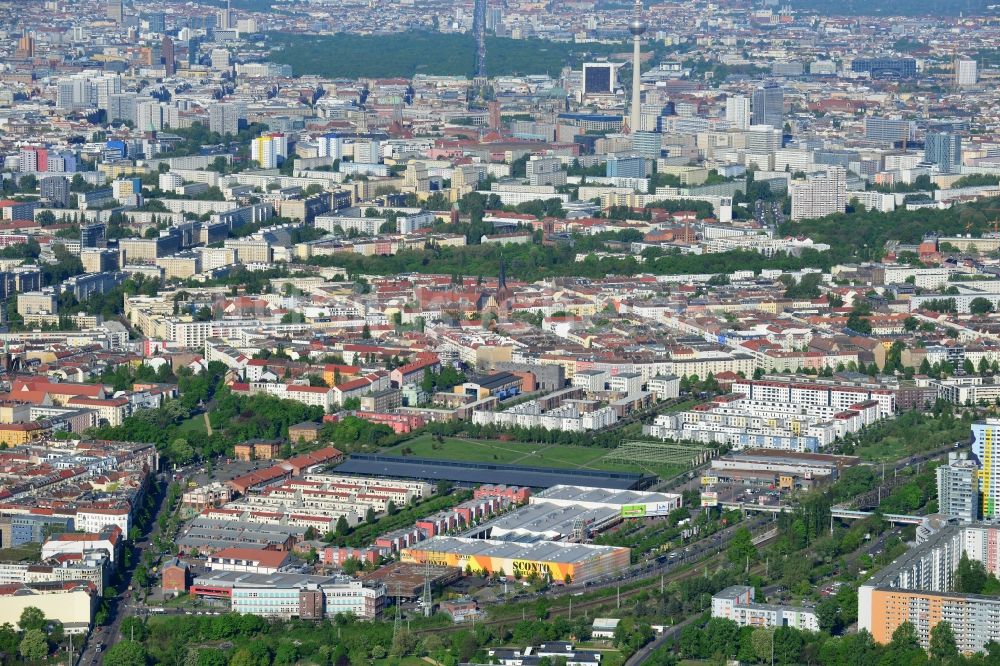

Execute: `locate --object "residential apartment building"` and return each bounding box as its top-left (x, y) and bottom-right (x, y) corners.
top-left (860, 523), bottom-right (1000, 654)
top-left (790, 167), bottom-right (847, 221)
top-left (712, 585), bottom-right (818, 631)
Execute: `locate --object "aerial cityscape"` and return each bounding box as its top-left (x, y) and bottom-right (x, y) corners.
top-left (6, 0), bottom-right (1000, 664)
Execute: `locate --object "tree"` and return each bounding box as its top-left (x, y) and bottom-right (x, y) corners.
top-left (274, 643), bottom-right (299, 666)
top-left (342, 558), bottom-right (362, 576)
top-left (362, 323), bottom-right (372, 339)
top-left (888, 622), bottom-right (923, 663)
top-left (677, 625), bottom-right (702, 659)
top-left (954, 552), bottom-right (989, 593)
top-left (930, 621), bottom-right (959, 661)
top-left (846, 310), bottom-right (872, 334)
top-left (772, 626), bottom-right (803, 664)
top-left (18, 607), bottom-right (46, 633)
top-left (103, 640), bottom-right (148, 666)
top-left (970, 297), bottom-right (994, 315)
top-left (750, 627), bottom-right (774, 664)
top-left (0, 624), bottom-right (18, 657)
top-left (19, 174), bottom-right (38, 192)
top-left (18, 629), bottom-right (47, 663)
top-left (197, 650), bottom-right (228, 666)
top-left (228, 648), bottom-right (256, 666)
top-left (121, 617), bottom-right (149, 642)
top-left (169, 438), bottom-right (196, 465)
top-left (727, 527), bottom-right (756, 567)
top-left (335, 515), bottom-right (350, 536)
top-left (365, 506), bottom-right (376, 523)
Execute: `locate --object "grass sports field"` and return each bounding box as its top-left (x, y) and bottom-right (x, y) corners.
top-left (384, 434), bottom-right (686, 479)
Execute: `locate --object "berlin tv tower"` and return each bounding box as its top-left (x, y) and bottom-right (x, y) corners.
top-left (628, 0), bottom-right (647, 133)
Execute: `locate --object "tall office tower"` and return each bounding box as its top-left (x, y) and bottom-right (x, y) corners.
top-left (725, 95), bottom-right (751, 130)
top-left (487, 6), bottom-right (502, 32)
top-left (937, 451), bottom-right (980, 523)
top-left (145, 11), bottom-right (166, 33)
top-left (972, 419), bottom-right (1000, 520)
top-left (219, 0), bottom-right (233, 30)
top-left (627, 0), bottom-right (646, 133)
top-left (925, 132), bottom-right (962, 174)
top-left (955, 58), bottom-right (978, 86)
top-left (789, 166), bottom-right (847, 221)
top-left (162, 37), bottom-right (176, 76)
top-left (188, 36), bottom-right (201, 66)
top-left (583, 62), bottom-right (617, 96)
top-left (107, 0), bottom-right (124, 22)
top-left (751, 83), bottom-right (783, 130)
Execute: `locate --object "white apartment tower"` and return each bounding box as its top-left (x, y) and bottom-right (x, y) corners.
top-left (789, 166), bottom-right (847, 221)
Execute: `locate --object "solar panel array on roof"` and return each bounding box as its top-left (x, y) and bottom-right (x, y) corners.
top-left (333, 454), bottom-right (653, 490)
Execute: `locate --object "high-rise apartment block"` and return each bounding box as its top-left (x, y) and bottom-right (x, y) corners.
top-left (937, 451), bottom-right (980, 523)
top-left (860, 523), bottom-right (1000, 654)
top-left (526, 156), bottom-right (566, 186)
top-left (972, 419), bottom-right (1000, 519)
top-left (955, 58), bottom-right (978, 86)
top-left (208, 102), bottom-right (246, 135)
top-left (789, 167), bottom-right (847, 221)
top-left (864, 117), bottom-right (914, 145)
top-left (726, 95), bottom-right (751, 130)
top-left (251, 133), bottom-right (288, 169)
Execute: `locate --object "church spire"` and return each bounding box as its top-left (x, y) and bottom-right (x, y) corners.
top-left (498, 254), bottom-right (507, 292)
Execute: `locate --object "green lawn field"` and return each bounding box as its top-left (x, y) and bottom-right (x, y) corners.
top-left (384, 435), bottom-right (684, 480)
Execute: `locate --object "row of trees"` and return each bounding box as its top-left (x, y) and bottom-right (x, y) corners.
top-left (671, 620), bottom-right (967, 666)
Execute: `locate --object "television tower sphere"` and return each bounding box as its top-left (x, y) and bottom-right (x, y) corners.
top-left (629, 17), bottom-right (647, 35)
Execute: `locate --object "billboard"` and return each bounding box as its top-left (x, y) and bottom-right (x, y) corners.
top-left (621, 499), bottom-right (680, 518)
top-left (621, 504), bottom-right (647, 518)
top-left (701, 491), bottom-right (719, 507)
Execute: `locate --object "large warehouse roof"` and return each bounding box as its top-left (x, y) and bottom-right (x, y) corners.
top-left (404, 536), bottom-right (626, 564)
top-left (333, 454), bottom-right (653, 490)
top-left (531, 485), bottom-right (681, 508)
